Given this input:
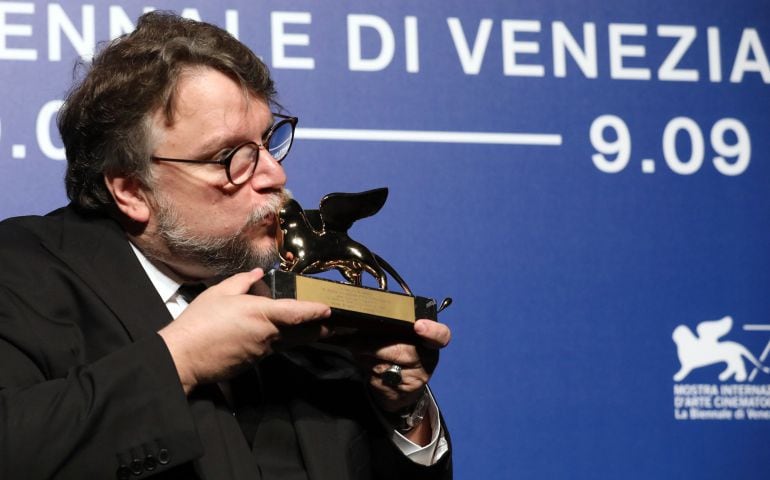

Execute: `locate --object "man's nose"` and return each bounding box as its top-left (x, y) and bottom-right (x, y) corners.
top-left (249, 149), bottom-right (287, 192)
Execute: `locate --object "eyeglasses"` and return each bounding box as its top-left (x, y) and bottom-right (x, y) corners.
top-left (151, 113), bottom-right (298, 186)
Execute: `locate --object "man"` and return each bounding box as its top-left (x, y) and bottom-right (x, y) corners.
top-left (0, 11), bottom-right (451, 480)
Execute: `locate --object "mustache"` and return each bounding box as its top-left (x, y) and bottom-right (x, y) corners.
top-left (242, 189), bottom-right (291, 228)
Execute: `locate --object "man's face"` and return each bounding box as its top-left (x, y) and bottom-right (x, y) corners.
top-left (143, 67), bottom-right (288, 279)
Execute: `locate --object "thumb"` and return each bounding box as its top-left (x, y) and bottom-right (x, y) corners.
top-left (209, 268), bottom-right (266, 296)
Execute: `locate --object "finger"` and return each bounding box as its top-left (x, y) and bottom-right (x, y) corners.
top-left (361, 341), bottom-right (438, 374)
top-left (414, 319), bottom-right (451, 349)
top-left (250, 277), bottom-right (273, 297)
top-left (209, 268), bottom-right (265, 296)
top-left (356, 343), bottom-right (422, 371)
top-left (261, 298), bottom-right (331, 327)
top-left (370, 362), bottom-right (425, 380)
top-left (370, 365), bottom-right (430, 403)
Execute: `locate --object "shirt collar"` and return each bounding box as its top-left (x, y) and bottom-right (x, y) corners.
top-left (129, 242), bottom-right (183, 304)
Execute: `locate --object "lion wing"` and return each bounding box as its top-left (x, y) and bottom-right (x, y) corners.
top-left (319, 188), bottom-right (388, 232)
top-left (695, 316), bottom-right (733, 342)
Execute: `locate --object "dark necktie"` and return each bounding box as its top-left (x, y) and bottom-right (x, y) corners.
top-left (177, 283), bottom-right (207, 303)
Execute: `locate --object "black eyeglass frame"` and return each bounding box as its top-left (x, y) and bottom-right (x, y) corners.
top-left (151, 113), bottom-right (298, 186)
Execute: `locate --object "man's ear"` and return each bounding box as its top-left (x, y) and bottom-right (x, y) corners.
top-left (104, 174), bottom-right (151, 223)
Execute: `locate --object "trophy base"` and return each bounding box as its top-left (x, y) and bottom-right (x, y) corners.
top-left (263, 269), bottom-right (437, 334)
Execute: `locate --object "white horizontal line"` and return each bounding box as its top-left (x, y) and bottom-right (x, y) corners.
top-left (296, 128), bottom-right (562, 146)
top-left (743, 325), bottom-right (770, 331)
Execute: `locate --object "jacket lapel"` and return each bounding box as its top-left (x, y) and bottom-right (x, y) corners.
top-left (41, 207), bottom-right (172, 337)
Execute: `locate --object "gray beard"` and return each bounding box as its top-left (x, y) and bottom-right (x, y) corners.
top-left (150, 190), bottom-right (289, 278)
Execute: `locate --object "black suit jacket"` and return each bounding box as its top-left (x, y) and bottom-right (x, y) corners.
top-left (0, 206), bottom-right (451, 480)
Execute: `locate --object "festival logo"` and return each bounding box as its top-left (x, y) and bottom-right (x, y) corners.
top-left (672, 315), bottom-right (770, 421)
top-left (673, 316), bottom-right (770, 382)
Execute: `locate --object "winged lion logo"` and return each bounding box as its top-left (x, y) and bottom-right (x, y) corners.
top-left (673, 316), bottom-right (770, 382)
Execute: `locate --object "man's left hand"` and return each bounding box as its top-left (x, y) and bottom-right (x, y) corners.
top-left (368, 319), bottom-right (450, 408)
top-left (346, 318), bottom-right (451, 445)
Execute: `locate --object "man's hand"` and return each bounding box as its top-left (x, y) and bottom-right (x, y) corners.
top-left (352, 319), bottom-right (452, 445)
top-left (158, 268), bottom-right (331, 394)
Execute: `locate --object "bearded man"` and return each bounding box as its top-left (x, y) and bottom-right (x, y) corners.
top-left (0, 11), bottom-right (451, 480)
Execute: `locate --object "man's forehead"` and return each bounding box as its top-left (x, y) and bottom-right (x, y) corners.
top-left (160, 66), bottom-right (269, 127)
top-left (148, 68), bottom-right (272, 157)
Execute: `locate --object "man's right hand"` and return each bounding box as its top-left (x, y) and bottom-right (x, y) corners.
top-left (158, 268), bottom-right (331, 394)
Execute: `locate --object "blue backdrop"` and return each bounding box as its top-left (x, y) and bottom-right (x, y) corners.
top-left (1, 1), bottom-right (769, 478)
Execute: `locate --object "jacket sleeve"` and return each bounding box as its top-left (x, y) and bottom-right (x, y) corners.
top-left (370, 413), bottom-right (453, 480)
top-left (0, 285), bottom-right (203, 480)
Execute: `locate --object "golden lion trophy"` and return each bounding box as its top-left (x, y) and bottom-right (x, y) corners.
top-left (264, 188), bottom-right (451, 334)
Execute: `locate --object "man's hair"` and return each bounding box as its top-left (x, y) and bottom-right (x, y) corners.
top-left (59, 11), bottom-right (276, 212)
